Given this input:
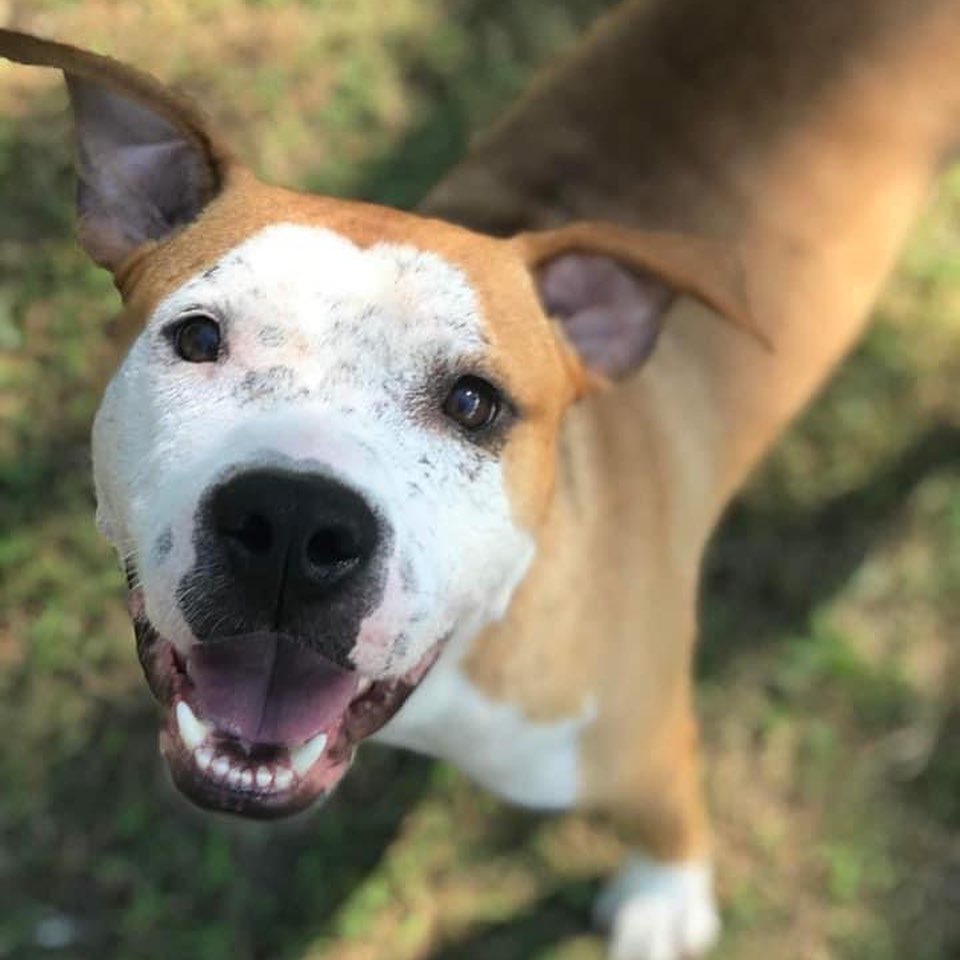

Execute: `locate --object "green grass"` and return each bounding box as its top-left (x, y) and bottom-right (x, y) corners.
top-left (1, 2), bottom-right (958, 958)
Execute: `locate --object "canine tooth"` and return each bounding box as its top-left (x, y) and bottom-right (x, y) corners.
top-left (241, 769), bottom-right (254, 789)
top-left (195, 746), bottom-right (214, 771)
top-left (256, 766), bottom-right (272, 789)
top-left (274, 768), bottom-right (293, 790)
top-left (291, 731), bottom-right (328, 776)
top-left (356, 677), bottom-right (373, 695)
top-left (176, 701), bottom-right (209, 751)
top-left (212, 756), bottom-right (230, 779)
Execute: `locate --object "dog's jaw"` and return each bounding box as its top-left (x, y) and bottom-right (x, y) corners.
top-left (133, 595), bottom-right (441, 817)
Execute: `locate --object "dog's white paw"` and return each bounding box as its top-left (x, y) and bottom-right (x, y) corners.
top-left (595, 855), bottom-right (720, 960)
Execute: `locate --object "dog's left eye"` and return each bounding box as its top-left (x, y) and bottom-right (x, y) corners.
top-left (173, 314), bottom-right (221, 363)
top-left (443, 376), bottom-right (501, 432)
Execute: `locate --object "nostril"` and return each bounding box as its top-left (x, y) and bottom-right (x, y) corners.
top-left (210, 470), bottom-right (380, 596)
top-left (305, 526), bottom-right (362, 569)
top-left (222, 513), bottom-right (273, 556)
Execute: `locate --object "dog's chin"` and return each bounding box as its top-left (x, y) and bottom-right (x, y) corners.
top-left (130, 594), bottom-right (440, 819)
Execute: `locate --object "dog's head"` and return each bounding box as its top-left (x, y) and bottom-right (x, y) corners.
top-left (1, 31), bottom-right (752, 817)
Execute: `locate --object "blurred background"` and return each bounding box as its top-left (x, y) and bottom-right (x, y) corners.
top-left (0, 1), bottom-right (957, 958)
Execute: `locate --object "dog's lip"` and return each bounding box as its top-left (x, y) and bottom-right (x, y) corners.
top-left (160, 700), bottom-right (354, 819)
top-left (132, 604), bottom-right (440, 819)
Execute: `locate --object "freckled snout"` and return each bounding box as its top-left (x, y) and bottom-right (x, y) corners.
top-left (180, 468), bottom-right (387, 665)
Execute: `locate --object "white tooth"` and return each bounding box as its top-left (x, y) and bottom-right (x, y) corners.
top-left (291, 731), bottom-right (328, 776)
top-left (228, 766), bottom-right (244, 786)
top-left (241, 769), bottom-right (254, 788)
top-left (212, 756), bottom-right (230, 779)
top-left (256, 766), bottom-right (272, 789)
top-left (176, 701), bottom-right (209, 751)
top-left (274, 768), bottom-right (293, 790)
top-left (195, 746), bottom-right (214, 771)
top-left (356, 677), bottom-right (373, 695)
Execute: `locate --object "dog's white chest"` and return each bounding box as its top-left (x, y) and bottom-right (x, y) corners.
top-left (374, 656), bottom-right (592, 810)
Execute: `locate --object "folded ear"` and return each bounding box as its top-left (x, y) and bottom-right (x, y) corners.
top-left (0, 29), bottom-right (235, 271)
top-left (517, 222), bottom-right (760, 384)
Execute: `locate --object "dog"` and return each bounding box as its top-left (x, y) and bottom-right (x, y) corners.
top-left (2, 0), bottom-right (958, 956)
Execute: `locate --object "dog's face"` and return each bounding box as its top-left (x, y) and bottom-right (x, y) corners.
top-left (92, 188), bottom-right (585, 815)
top-left (0, 30), bottom-right (750, 817)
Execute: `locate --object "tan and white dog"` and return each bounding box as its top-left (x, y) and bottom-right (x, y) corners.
top-left (2, 0), bottom-right (959, 957)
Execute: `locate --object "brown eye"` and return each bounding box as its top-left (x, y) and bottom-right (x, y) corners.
top-left (174, 314), bottom-right (221, 363)
top-left (443, 376), bottom-right (500, 431)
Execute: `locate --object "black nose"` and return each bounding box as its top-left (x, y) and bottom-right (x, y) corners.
top-left (210, 470), bottom-right (380, 600)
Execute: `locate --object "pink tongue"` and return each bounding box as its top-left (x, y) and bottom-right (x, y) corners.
top-left (186, 633), bottom-right (359, 744)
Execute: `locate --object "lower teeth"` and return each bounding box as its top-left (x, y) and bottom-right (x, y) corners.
top-left (194, 750), bottom-right (296, 793)
top-left (176, 699), bottom-right (324, 793)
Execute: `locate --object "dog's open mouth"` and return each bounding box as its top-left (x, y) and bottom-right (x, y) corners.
top-left (130, 590), bottom-right (437, 818)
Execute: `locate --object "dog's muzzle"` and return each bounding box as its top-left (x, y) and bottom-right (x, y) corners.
top-left (181, 469), bottom-right (386, 666)
top-left (129, 468), bottom-right (440, 818)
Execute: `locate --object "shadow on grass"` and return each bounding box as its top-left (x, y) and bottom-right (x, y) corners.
top-left (1, 679), bottom-right (435, 960)
top-left (701, 423), bottom-right (960, 959)
top-left (424, 880), bottom-right (599, 960)
top-left (900, 704), bottom-right (960, 956)
top-left (699, 421), bottom-right (960, 676)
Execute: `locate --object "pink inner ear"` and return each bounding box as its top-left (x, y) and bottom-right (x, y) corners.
top-left (67, 77), bottom-right (215, 270)
top-left (536, 252), bottom-right (674, 380)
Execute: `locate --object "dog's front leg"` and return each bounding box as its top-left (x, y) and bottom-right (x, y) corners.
top-left (585, 687), bottom-right (718, 960)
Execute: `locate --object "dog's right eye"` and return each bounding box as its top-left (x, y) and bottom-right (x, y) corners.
top-left (173, 314), bottom-right (222, 363)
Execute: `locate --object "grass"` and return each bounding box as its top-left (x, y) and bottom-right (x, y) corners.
top-left (0, 1), bottom-right (958, 958)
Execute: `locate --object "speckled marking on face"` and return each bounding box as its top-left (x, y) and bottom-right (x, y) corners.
top-left (257, 325), bottom-right (287, 347)
top-left (235, 365), bottom-right (307, 406)
top-left (153, 528), bottom-right (173, 563)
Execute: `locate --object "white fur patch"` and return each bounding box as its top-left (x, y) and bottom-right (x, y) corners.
top-left (595, 856), bottom-right (720, 960)
top-left (376, 641), bottom-right (594, 809)
top-left (92, 223), bottom-right (533, 679)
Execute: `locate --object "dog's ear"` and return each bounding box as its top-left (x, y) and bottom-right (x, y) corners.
top-left (517, 223), bottom-right (760, 385)
top-left (0, 30), bottom-right (234, 272)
